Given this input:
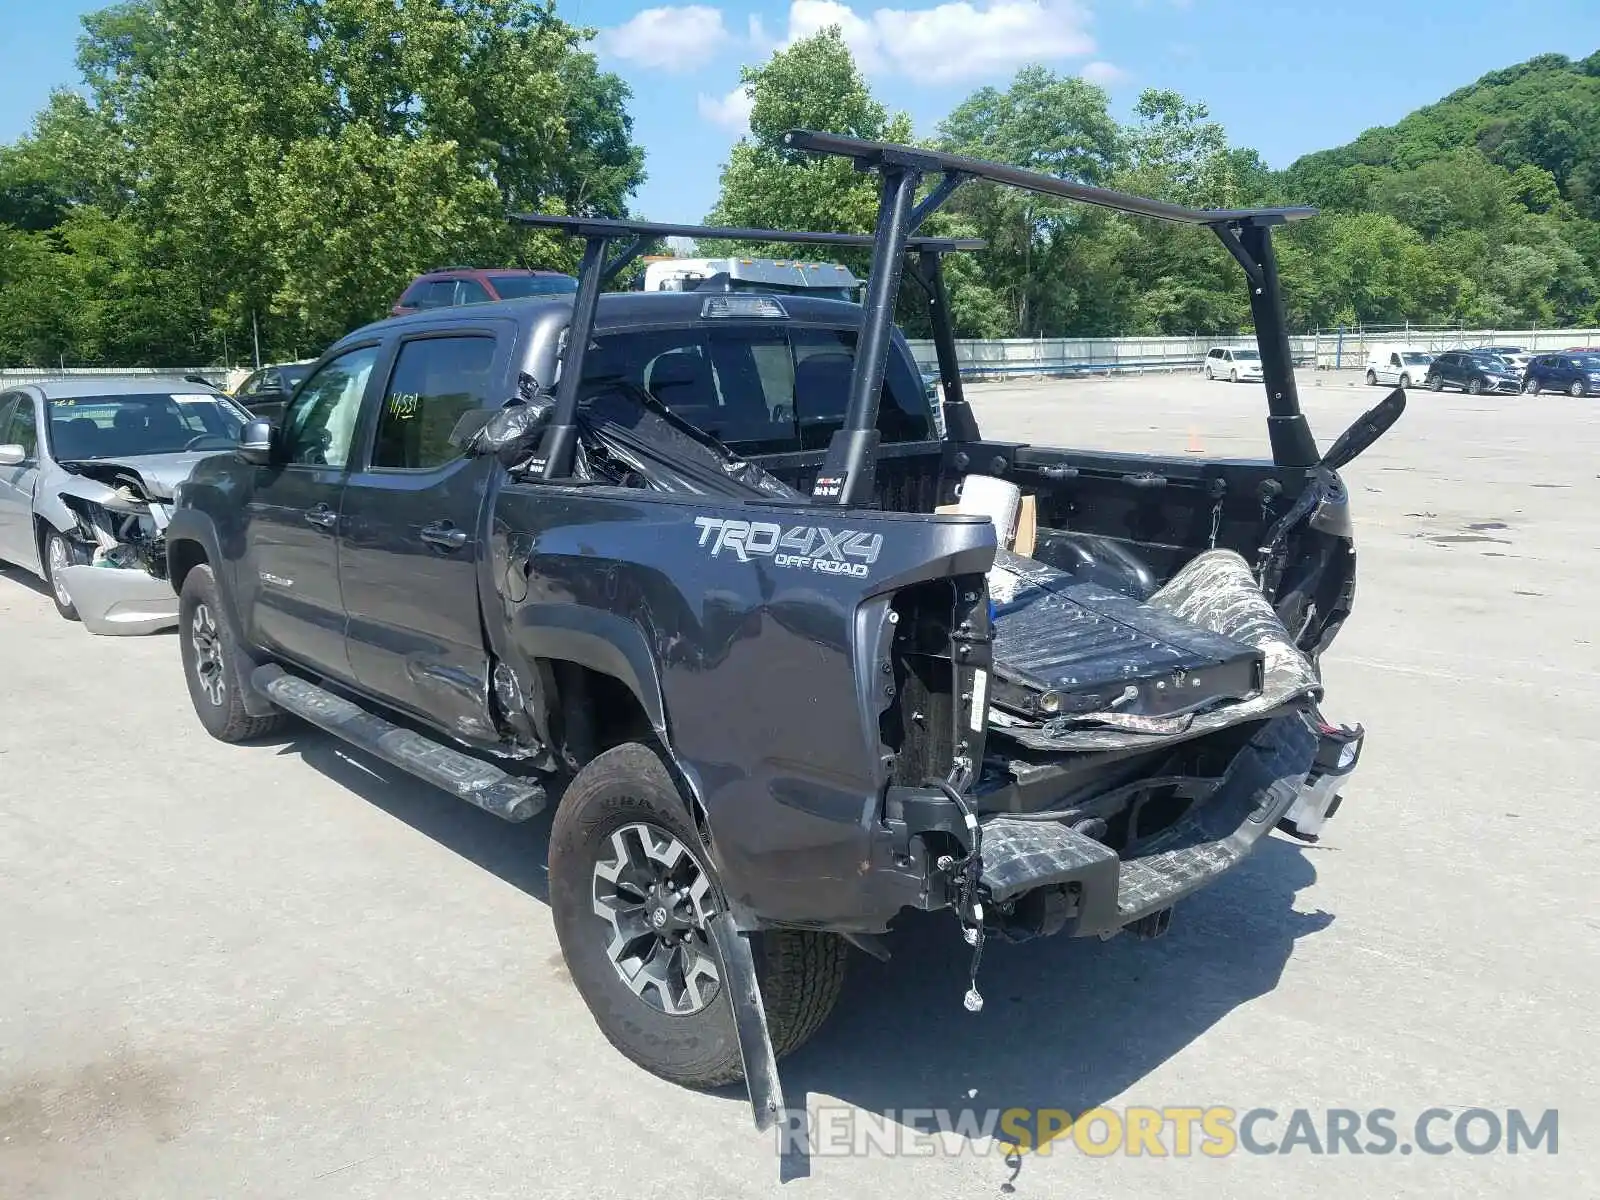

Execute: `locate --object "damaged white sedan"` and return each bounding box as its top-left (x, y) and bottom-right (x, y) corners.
top-left (0, 377), bottom-right (250, 634)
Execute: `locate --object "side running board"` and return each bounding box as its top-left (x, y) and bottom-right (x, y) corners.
top-left (252, 664), bottom-right (547, 822)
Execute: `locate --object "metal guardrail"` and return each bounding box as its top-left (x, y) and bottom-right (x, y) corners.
top-left (0, 366), bottom-right (230, 389)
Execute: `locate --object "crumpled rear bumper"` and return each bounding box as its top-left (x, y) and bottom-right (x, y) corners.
top-left (57, 565), bottom-right (178, 636)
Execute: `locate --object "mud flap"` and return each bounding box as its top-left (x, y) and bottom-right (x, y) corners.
top-left (707, 912), bottom-right (785, 1132)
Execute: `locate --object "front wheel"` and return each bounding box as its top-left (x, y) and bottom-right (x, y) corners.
top-left (1467, 377), bottom-right (1485, 395)
top-left (549, 742), bottom-right (848, 1089)
top-left (178, 564), bottom-right (289, 742)
top-left (1398, 373), bottom-right (1411, 389)
top-left (1570, 379), bottom-right (1587, 398)
top-left (41, 529), bottom-right (87, 621)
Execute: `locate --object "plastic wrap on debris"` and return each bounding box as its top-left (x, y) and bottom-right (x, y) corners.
top-left (463, 374), bottom-right (559, 467)
top-left (996, 548), bottom-right (1321, 753)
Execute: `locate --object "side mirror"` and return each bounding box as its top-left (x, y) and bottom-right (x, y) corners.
top-left (0, 444), bottom-right (25, 467)
top-left (235, 419), bottom-right (275, 466)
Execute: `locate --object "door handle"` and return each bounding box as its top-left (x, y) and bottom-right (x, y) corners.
top-left (304, 504), bottom-right (338, 529)
top-left (420, 521), bottom-right (469, 550)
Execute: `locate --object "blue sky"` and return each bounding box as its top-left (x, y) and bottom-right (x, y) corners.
top-left (4, 0), bottom-right (1599, 222)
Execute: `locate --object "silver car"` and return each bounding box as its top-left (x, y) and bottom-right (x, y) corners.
top-left (0, 376), bottom-right (250, 634)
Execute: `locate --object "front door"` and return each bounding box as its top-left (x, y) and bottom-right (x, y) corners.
top-left (243, 342), bottom-right (384, 681)
top-left (339, 328), bottom-right (506, 735)
top-left (0, 393), bottom-right (42, 572)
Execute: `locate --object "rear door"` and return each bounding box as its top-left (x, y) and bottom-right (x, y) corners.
top-left (242, 341), bottom-right (385, 680)
top-left (338, 325), bottom-right (509, 732)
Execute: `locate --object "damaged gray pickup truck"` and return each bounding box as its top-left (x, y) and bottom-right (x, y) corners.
top-left (166, 132), bottom-right (1405, 1133)
top-left (0, 377), bottom-right (250, 633)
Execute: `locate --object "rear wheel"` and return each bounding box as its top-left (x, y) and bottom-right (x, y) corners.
top-left (1570, 379), bottom-right (1587, 398)
top-left (1523, 378), bottom-right (1540, 395)
top-left (1204, 364), bottom-right (1213, 380)
top-left (1429, 373), bottom-right (1444, 392)
top-left (178, 564), bottom-right (289, 742)
top-left (549, 742), bottom-right (847, 1088)
top-left (41, 529), bottom-right (86, 622)
top-left (1229, 368), bottom-right (1238, 383)
top-left (1364, 368), bottom-right (1377, 386)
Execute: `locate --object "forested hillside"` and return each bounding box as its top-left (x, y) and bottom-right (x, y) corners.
top-left (1276, 51), bottom-right (1600, 330)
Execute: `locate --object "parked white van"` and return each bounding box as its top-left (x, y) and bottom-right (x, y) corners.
top-left (1365, 345), bottom-right (1435, 389)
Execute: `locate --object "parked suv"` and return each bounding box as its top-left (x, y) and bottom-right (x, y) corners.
top-left (390, 267), bottom-right (577, 317)
top-left (1203, 346), bottom-right (1263, 382)
top-left (1523, 352), bottom-right (1600, 396)
top-left (1424, 350), bottom-right (1522, 395)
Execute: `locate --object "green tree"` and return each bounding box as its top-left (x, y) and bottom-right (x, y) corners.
top-left (0, 0), bottom-right (644, 367)
top-left (706, 27), bottom-right (911, 241)
top-left (934, 67), bottom-right (1120, 335)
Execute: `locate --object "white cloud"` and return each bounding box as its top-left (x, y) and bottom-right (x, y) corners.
top-left (756, 0), bottom-right (1095, 83)
top-left (1080, 60), bottom-right (1128, 85)
top-left (781, 0), bottom-right (886, 72)
top-left (697, 84), bottom-right (756, 132)
top-left (597, 6), bottom-right (731, 71)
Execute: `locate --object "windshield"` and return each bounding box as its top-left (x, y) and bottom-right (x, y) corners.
top-left (1577, 355), bottom-right (1600, 370)
top-left (46, 392), bottom-right (246, 460)
top-left (1402, 353), bottom-right (1433, 364)
top-left (281, 364), bottom-right (312, 390)
top-left (488, 273), bottom-right (578, 298)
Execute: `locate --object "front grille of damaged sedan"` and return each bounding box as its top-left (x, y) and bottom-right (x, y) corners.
top-left (59, 486), bottom-right (169, 580)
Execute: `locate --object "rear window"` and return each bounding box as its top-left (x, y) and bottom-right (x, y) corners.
top-left (581, 324), bottom-right (931, 454)
top-left (489, 273), bottom-right (579, 299)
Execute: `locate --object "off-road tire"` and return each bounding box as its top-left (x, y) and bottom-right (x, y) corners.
top-left (178, 564), bottom-right (288, 743)
top-left (41, 528), bottom-right (86, 621)
top-left (1523, 378), bottom-right (1540, 395)
top-left (1364, 368), bottom-right (1377, 386)
top-left (1569, 379), bottom-right (1586, 398)
top-left (549, 742), bottom-right (848, 1089)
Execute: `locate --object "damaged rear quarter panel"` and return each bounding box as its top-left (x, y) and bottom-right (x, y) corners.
top-left (488, 482), bottom-right (995, 929)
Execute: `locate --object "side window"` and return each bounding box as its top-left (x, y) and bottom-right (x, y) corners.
top-left (7, 396), bottom-right (38, 458)
top-left (280, 345), bottom-right (381, 467)
top-left (371, 335), bottom-right (497, 470)
top-left (1390, 353), bottom-right (1401, 368)
top-left (455, 279), bottom-right (492, 305)
top-left (0, 396), bottom-right (17, 451)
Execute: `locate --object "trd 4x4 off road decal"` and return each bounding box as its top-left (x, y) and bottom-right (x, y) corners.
top-left (694, 516), bottom-right (883, 578)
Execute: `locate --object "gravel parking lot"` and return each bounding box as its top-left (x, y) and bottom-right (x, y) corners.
top-left (3, 368), bottom-right (1595, 1198)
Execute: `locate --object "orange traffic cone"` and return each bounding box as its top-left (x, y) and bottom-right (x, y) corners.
top-left (1186, 427), bottom-right (1204, 454)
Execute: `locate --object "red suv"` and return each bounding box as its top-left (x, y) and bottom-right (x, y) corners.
top-left (390, 267), bottom-right (577, 316)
